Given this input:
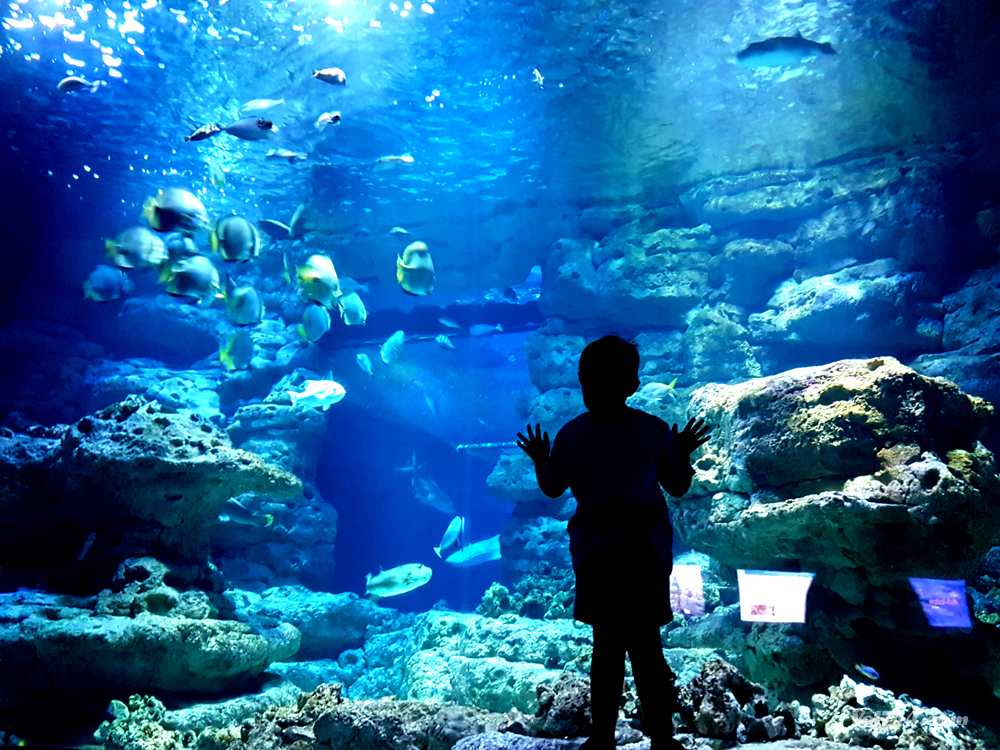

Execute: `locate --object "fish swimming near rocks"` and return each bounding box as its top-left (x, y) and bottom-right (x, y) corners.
top-left (444, 535), bottom-right (501, 567)
top-left (224, 276), bottom-right (264, 326)
top-left (855, 663), bottom-right (880, 681)
top-left (84, 265), bottom-right (134, 302)
top-left (637, 378), bottom-right (678, 402)
top-left (380, 330), bottom-right (405, 365)
top-left (295, 253), bottom-right (341, 307)
top-left (736, 32), bottom-right (836, 68)
top-left (164, 255), bottom-right (220, 306)
top-left (365, 563), bottom-right (432, 603)
top-left (337, 291), bottom-right (368, 325)
top-left (219, 329), bottom-right (254, 371)
top-left (298, 304), bottom-right (332, 343)
top-left (219, 498), bottom-right (273, 526)
top-left (434, 516), bottom-right (465, 558)
top-left (412, 474), bottom-right (456, 515)
top-left (396, 241), bottom-right (434, 296)
top-left (287, 378), bottom-right (346, 409)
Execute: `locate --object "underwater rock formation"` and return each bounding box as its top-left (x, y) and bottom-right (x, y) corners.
top-left (677, 357), bottom-right (998, 604)
top-left (84, 359), bottom-right (222, 420)
top-left (0, 396), bottom-right (301, 589)
top-left (811, 676), bottom-right (988, 749)
top-left (0, 587), bottom-right (300, 739)
top-left (677, 660), bottom-right (800, 742)
top-left (748, 259), bottom-right (943, 360)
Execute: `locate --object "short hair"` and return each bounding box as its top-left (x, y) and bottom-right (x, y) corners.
top-left (578, 335), bottom-right (639, 409)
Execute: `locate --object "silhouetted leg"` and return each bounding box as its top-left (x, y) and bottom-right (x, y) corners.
top-left (582, 622), bottom-right (627, 750)
top-left (626, 622), bottom-right (678, 742)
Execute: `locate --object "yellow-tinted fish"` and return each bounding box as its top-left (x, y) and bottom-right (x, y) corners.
top-left (396, 241), bottom-right (434, 296)
top-left (297, 254), bottom-right (340, 307)
top-left (164, 255), bottom-right (220, 306)
top-left (208, 160), bottom-right (227, 188)
top-left (211, 215), bottom-right (260, 262)
top-left (224, 276), bottom-right (264, 326)
top-left (298, 304), bottom-right (331, 343)
top-left (219, 329), bottom-right (254, 371)
top-left (337, 291), bottom-right (367, 325)
top-left (365, 563), bottom-right (432, 603)
top-left (104, 226), bottom-right (168, 269)
top-left (142, 188), bottom-right (209, 233)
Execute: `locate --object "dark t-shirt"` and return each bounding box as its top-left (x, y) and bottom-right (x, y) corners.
top-left (536, 407), bottom-right (694, 571)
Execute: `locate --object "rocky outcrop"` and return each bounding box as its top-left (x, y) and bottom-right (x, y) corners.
top-left (0, 396), bottom-right (301, 589)
top-left (675, 357), bottom-right (998, 605)
top-left (748, 259), bottom-right (943, 360)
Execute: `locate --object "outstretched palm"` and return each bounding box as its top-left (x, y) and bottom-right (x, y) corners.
top-left (516, 423), bottom-right (551, 464)
top-left (673, 417), bottom-right (711, 456)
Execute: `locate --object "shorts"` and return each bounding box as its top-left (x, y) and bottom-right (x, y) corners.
top-left (573, 543), bottom-right (674, 627)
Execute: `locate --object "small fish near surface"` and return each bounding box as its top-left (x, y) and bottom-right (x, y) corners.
top-left (532, 68), bottom-right (544, 88)
top-left (298, 304), bottom-right (331, 343)
top-left (241, 97), bottom-right (285, 114)
top-left (266, 148), bottom-right (308, 164)
top-left (84, 264), bottom-right (134, 302)
top-left (736, 32), bottom-right (836, 68)
top-left (287, 378), bottom-right (346, 409)
top-left (185, 122), bottom-right (223, 142)
top-left (313, 67), bottom-right (347, 85)
top-left (412, 474), bottom-right (457, 515)
top-left (222, 117), bottom-right (278, 140)
top-left (219, 329), bottom-right (254, 371)
top-left (396, 240), bottom-right (434, 296)
top-left (356, 352), bottom-right (373, 377)
top-left (365, 563), bottom-right (432, 603)
top-left (373, 154), bottom-right (414, 171)
top-left (207, 160), bottom-right (227, 188)
top-left (380, 329), bottom-right (405, 365)
top-left (434, 515), bottom-right (465, 558)
top-left (219, 498), bottom-right (273, 527)
top-left (444, 534), bottom-right (501, 567)
top-left (57, 76), bottom-right (104, 93)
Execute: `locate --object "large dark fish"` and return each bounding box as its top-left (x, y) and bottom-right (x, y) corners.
top-left (736, 32), bottom-right (836, 68)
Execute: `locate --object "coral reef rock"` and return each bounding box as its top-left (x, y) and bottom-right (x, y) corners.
top-left (677, 660), bottom-right (800, 743)
top-left (676, 357), bottom-right (999, 604)
top-left (0, 396), bottom-right (302, 585)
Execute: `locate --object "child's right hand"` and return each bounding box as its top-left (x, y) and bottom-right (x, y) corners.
top-left (516, 423), bottom-right (551, 464)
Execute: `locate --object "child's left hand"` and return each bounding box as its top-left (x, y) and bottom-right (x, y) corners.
top-left (516, 423), bottom-right (550, 464)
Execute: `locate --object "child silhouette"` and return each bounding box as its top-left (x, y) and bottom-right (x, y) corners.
top-left (517, 335), bottom-right (710, 750)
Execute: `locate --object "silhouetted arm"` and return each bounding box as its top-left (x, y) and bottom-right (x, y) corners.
top-left (659, 418), bottom-right (711, 498)
top-left (517, 423), bottom-right (570, 498)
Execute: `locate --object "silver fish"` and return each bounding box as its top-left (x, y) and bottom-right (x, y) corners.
top-left (356, 352), bottom-right (373, 377)
top-left (380, 330), bottom-right (405, 365)
top-left (435, 334), bottom-right (455, 350)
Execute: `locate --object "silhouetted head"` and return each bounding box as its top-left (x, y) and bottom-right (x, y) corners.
top-left (578, 335), bottom-right (640, 412)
